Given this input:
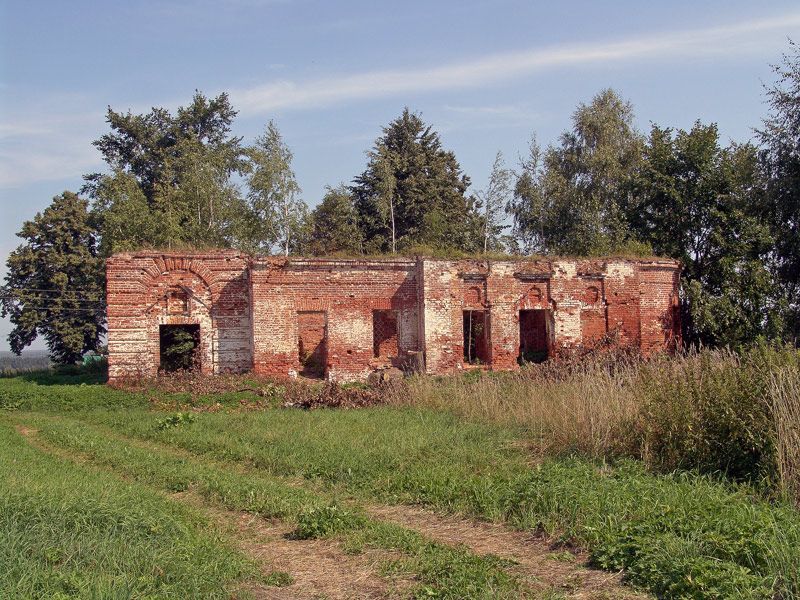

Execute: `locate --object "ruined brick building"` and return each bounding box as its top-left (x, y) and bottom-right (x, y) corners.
top-left (105, 251), bottom-right (681, 383)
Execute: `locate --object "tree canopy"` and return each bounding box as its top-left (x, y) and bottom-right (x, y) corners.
top-left (759, 41), bottom-right (800, 341)
top-left (307, 185), bottom-right (363, 256)
top-left (633, 123), bottom-right (775, 345)
top-left (242, 122), bottom-right (308, 256)
top-left (1, 192), bottom-right (105, 363)
top-left (87, 92), bottom-right (248, 253)
top-left (508, 89), bottom-right (643, 255)
top-left (352, 108), bottom-right (482, 253)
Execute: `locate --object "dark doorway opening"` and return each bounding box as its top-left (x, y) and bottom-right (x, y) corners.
top-left (463, 310), bottom-right (489, 365)
top-left (519, 309), bottom-right (549, 364)
top-left (159, 324), bottom-right (200, 372)
top-left (298, 311), bottom-right (327, 378)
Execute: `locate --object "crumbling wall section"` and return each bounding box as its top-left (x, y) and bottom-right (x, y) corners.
top-left (106, 253), bottom-right (680, 382)
top-left (250, 258), bottom-right (419, 382)
top-left (417, 257), bottom-right (680, 374)
top-left (106, 251), bottom-right (251, 383)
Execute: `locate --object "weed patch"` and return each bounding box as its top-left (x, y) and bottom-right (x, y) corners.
top-left (293, 503), bottom-right (368, 539)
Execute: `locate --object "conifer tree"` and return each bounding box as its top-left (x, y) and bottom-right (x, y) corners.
top-left (352, 109), bottom-right (481, 253)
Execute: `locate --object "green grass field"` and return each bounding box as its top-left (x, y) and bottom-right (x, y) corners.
top-left (2, 369), bottom-right (800, 599)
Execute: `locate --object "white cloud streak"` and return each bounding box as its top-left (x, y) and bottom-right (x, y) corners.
top-left (0, 112), bottom-right (104, 189)
top-left (232, 13), bottom-right (800, 114)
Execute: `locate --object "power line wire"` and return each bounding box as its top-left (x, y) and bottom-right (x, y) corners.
top-left (2, 306), bottom-right (105, 312)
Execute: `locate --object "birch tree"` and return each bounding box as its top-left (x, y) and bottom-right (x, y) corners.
top-left (243, 121), bottom-right (308, 255)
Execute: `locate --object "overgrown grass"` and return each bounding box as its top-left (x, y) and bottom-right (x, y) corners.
top-left (3, 350), bottom-right (800, 599)
top-left (27, 404), bottom-right (800, 599)
top-left (394, 345), bottom-right (800, 503)
top-left (0, 421), bottom-right (254, 599)
top-left (16, 412), bottom-right (526, 599)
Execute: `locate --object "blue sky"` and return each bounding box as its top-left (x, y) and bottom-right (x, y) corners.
top-left (1, 0), bottom-right (799, 352)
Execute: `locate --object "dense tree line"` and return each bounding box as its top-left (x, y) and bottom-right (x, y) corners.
top-left (4, 46), bottom-right (800, 361)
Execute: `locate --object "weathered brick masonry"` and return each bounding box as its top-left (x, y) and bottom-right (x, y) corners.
top-left (106, 252), bottom-right (680, 383)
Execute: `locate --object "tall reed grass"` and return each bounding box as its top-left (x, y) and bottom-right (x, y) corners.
top-left (391, 345), bottom-right (800, 505)
top-left (771, 366), bottom-right (800, 504)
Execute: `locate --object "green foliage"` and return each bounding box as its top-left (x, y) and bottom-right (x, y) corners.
top-left (759, 41), bottom-right (800, 341)
top-left (18, 410), bottom-right (525, 599)
top-left (475, 151), bottom-right (513, 253)
top-left (307, 185), bottom-right (363, 255)
top-left (632, 346), bottom-right (800, 489)
top-left (1, 192), bottom-right (105, 364)
top-left (0, 377), bottom-right (143, 411)
top-left (500, 460), bottom-right (789, 599)
top-left (633, 122), bottom-right (776, 346)
top-left (241, 121), bottom-right (309, 256)
top-left (156, 411), bottom-right (196, 431)
top-left (86, 92), bottom-right (248, 253)
top-left (159, 326), bottom-right (199, 372)
top-left (352, 108), bottom-right (482, 253)
top-left (5, 369), bottom-right (800, 598)
top-left (88, 92), bottom-right (243, 205)
top-left (292, 503), bottom-right (367, 539)
top-left (508, 89), bottom-right (643, 255)
top-left (0, 422), bottom-right (253, 598)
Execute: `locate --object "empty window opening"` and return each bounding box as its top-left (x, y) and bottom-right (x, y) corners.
top-left (298, 311), bottom-right (327, 378)
top-left (463, 310), bottom-right (489, 365)
top-left (159, 324), bottom-right (200, 373)
top-left (373, 310), bottom-right (399, 359)
top-left (519, 309), bottom-right (549, 364)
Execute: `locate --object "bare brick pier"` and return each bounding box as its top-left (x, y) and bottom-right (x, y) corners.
top-left (106, 252), bottom-right (680, 383)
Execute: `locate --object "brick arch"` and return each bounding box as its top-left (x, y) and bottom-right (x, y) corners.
top-left (517, 284), bottom-right (553, 311)
top-left (583, 285), bottom-right (602, 305)
top-left (140, 256), bottom-right (217, 289)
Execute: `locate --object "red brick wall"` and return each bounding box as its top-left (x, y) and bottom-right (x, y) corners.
top-left (106, 253), bottom-right (680, 382)
top-left (249, 258), bottom-right (420, 381)
top-left (106, 251), bottom-right (251, 382)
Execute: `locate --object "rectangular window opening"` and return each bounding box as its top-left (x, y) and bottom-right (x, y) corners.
top-left (298, 311), bottom-right (327, 378)
top-left (519, 309), bottom-right (550, 364)
top-left (373, 310), bottom-right (399, 360)
top-left (463, 310), bottom-right (489, 365)
top-left (159, 324), bottom-right (200, 373)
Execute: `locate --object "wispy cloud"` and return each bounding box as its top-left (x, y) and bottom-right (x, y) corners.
top-left (232, 12), bottom-right (800, 114)
top-left (0, 112), bottom-right (104, 189)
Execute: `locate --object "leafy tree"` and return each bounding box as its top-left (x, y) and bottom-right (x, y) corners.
top-left (1, 192), bottom-right (105, 363)
top-left (633, 122), bottom-right (776, 346)
top-left (88, 91), bottom-right (242, 203)
top-left (508, 89), bottom-right (643, 255)
top-left (90, 171), bottom-right (167, 255)
top-left (85, 92), bottom-right (247, 253)
top-left (307, 185), bottom-right (363, 256)
top-left (352, 108), bottom-right (481, 253)
top-left (476, 151), bottom-right (513, 253)
top-left (758, 41), bottom-right (800, 341)
top-left (507, 136), bottom-right (546, 254)
top-left (242, 121), bottom-right (308, 256)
